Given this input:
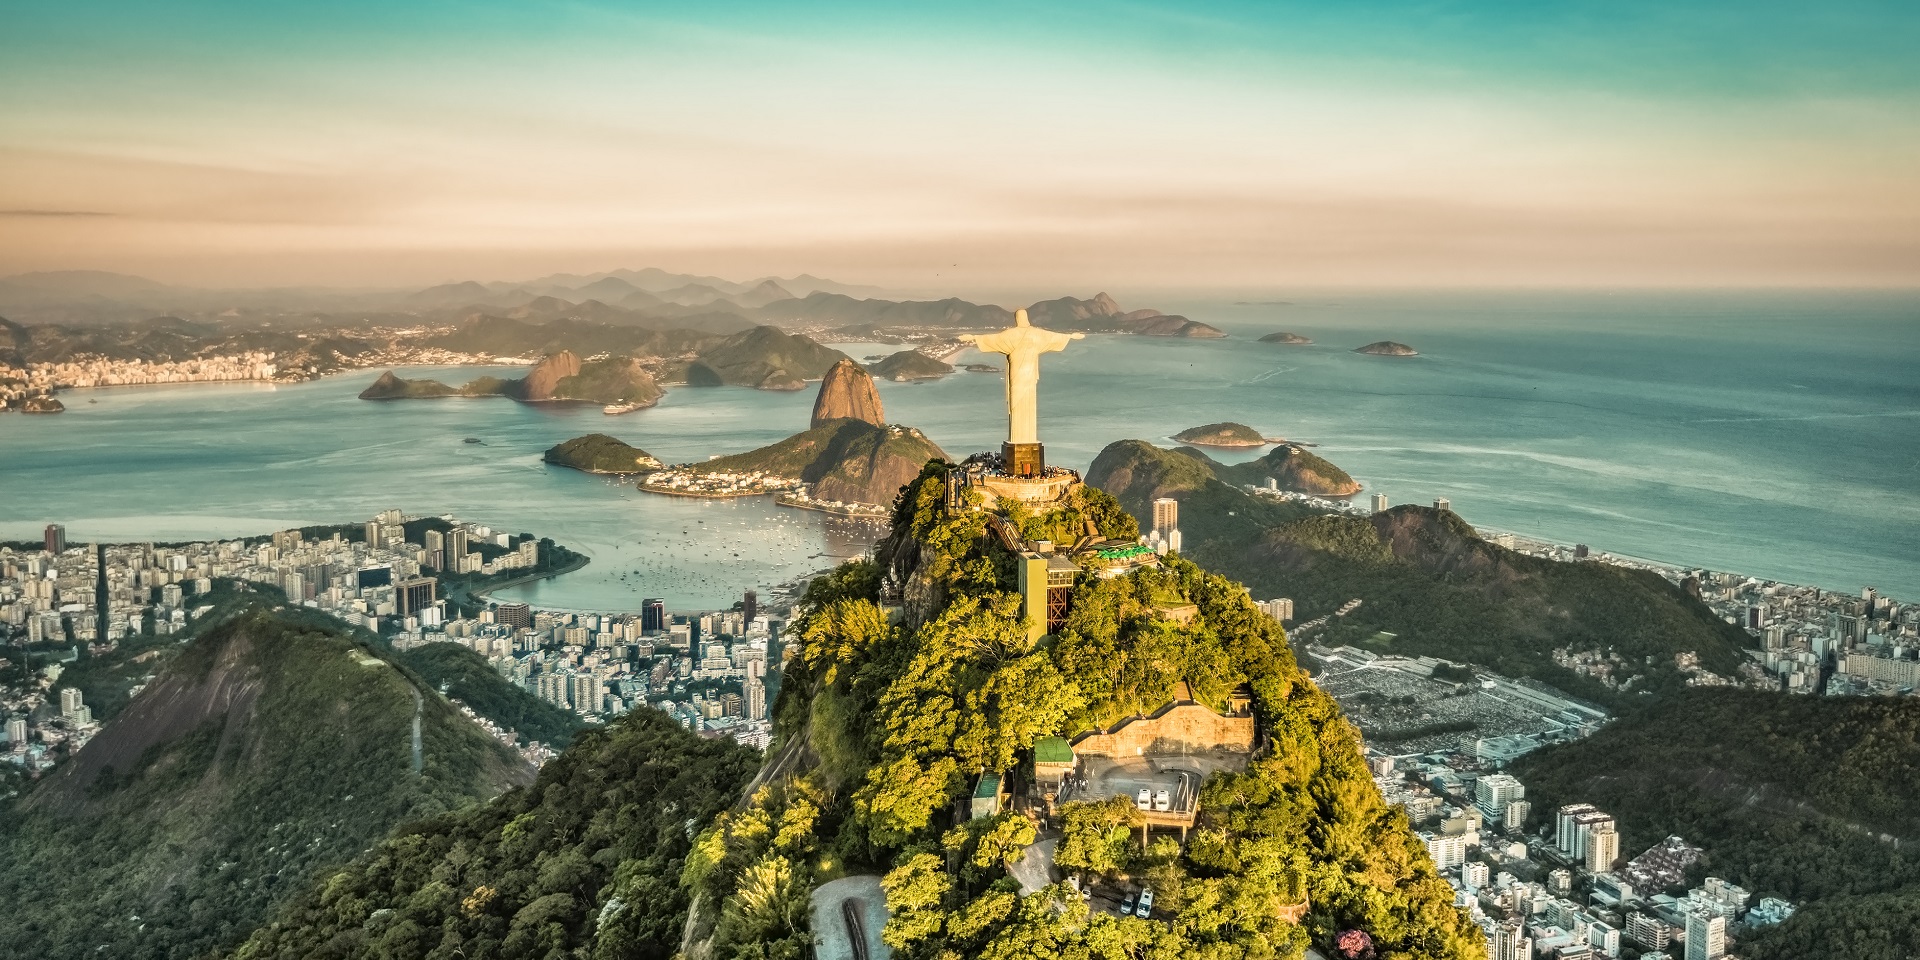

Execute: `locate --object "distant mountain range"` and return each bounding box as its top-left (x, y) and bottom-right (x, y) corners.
top-left (0, 266), bottom-right (1225, 342)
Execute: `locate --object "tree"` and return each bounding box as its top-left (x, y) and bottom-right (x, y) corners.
top-left (1054, 796), bottom-right (1143, 879)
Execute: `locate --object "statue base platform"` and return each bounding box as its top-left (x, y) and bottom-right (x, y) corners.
top-left (976, 472), bottom-right (1079, 506)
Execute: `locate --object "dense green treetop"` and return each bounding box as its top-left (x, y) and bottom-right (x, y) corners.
top-left (396, 642), bottom-right (587, 748)
top-left (223, 707), bottom-right (759, 960)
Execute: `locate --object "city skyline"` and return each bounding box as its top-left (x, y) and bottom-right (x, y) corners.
top-left (3, 1), bottom-right (1917, 292)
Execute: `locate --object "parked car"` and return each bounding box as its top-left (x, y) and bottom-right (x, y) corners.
top-left (1136, 788), bottom-right (1152, 810)
top-left (1153, 789), bottom-right (1171, 812)
top-left (1119, 890), bottom-right (1137, 914)
top-left (1136, 888), bottom-right (1154, 917)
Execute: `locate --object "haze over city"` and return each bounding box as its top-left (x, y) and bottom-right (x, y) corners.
top-left (4, 1), bottom-right (1918, 294)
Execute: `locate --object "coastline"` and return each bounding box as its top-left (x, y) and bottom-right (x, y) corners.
top-left (458, 553), bottom-right (592, 606)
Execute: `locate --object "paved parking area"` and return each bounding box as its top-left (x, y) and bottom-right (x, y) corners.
top-left (1062, 753), bottom-right (1246, 813)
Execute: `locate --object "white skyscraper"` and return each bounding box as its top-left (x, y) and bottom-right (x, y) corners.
top-left (1371, 493), bottom-right (1389, 514)
top-left (1685, 910), bottom-right (1727, 960)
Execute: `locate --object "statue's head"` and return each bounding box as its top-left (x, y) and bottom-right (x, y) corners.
top-left (1014, 308), bottom-right (1030, 326)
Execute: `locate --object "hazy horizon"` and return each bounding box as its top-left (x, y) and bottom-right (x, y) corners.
top-left (4, 1), bottom-right (1917, 292)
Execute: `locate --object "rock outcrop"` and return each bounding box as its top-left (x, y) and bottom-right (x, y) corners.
top-left (810, 358), bottom-right (885, 428)
top-left (1259, 332), bottom-right (1313, 344)
top-left (519, 350), bottom-right (583, 400)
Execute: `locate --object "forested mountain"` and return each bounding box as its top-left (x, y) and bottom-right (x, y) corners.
top-left (0, 597), bottom-right (530, 960)
top-left (678, 464), bottom-right (1481, 960)
top-left (220, 707), bottom-right (759, 960)
top-left (396, 643), bottom-right (588, 749)
top-left (1087, 439), bottom-right (1751, 702)
top-left (1513, 690), bottom-right (1920, 960)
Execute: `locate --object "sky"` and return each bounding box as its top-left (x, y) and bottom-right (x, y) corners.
top-left (1, 0), bottom-right (1916, 295)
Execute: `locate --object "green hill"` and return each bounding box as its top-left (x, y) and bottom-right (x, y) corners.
top-left (0, 598), bottom-right (530, 960)
top-left (678, 464), bottom-right (1482, 960)
top-left (1184, 443), bottom-right (1363, 496)
top-left (1511, 689), bottom-right (1920, 960)
top-left (684, 325), bottom-right (849, 389)
top-left (395, 643), bottom-right (587, 748)
top-left (693, 418), bottom-right (948, 506)
top-left (219, 708), bottom-right (759, 960)
top-left (1088, 439), bottom-right (1750, 702)
top-left (1172, 421), bottom-right (1265, 447)
top-left (869, 349), bottom-right (953, 381)
top-left (543, 433), bottom-right (663, 474)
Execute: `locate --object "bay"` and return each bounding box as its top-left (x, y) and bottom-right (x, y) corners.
top-left (1, 290), bottom-right (1915, 606)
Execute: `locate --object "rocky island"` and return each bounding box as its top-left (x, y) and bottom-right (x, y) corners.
top-left (1172, 421), bottom-right (1269, 448)
top-left (868, 349), bottom-right (953, 381)
top-left (358, 351), bottom-right (664, 407)
top-left (1260, 331), bottom-right (1314, 344)
top-left (1354, 340), bottom-right (1418, 356)
top-left (542, 434), bottom-right (663, 474)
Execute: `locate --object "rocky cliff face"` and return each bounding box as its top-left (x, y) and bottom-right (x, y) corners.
top-left (809, 424), bottom-right (944, 506)
top-left (519, 350), bottom-right (583, 400)
top-left (809, 358), bottom-right (885, 428)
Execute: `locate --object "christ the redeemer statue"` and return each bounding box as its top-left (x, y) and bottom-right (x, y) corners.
top-left (961, 308), bottom-right (1082, 478)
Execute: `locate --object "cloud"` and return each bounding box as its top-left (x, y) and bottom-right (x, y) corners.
top-left (0, 209), bottom-right (115, 217)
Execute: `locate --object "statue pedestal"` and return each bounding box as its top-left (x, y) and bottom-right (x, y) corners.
top-left (1002, 441), bottom-right (1045, 478)
top-left (977, 472), bottom-right (1079, 506)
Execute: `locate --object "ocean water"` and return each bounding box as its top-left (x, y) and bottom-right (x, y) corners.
top-left (2, 291), bottom-right (1915, 607)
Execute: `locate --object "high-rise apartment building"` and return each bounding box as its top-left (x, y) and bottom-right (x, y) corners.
top-left (1488, 919), bottom-right (1531, 960)
top-left (495, 602), bottom-right (532, 631)
top-left (1626, 913), bottom-right (1671, 950)
top-left (1475, 773), bottom-right (1526, 822)
top-left (1152, 497), bottom-right (1178, 534)
top-left (424, 529), bottom-right (446, 570)
top-left (570, 674), bottom-right (603, 714)
top-left (1685, 910), bottom-right (1726, 960)
top-left (1371, 493), bottom-right (1389, 514)
top-left (395, 576), bottom-right (437, 619)
top-left (1585, 824), bottom-right (1620, 873)
top-left (743, 589), bottom-right (757, 624)
top-left (44, 523), bottom-right (67, 554)
top-left (642, 599), bottom-right (666, 635)
top-left (60, 687), bottom-right (84, 717)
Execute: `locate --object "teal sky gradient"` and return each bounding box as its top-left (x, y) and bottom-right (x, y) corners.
top-left (2, 1), bottom-right (1915, 291)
